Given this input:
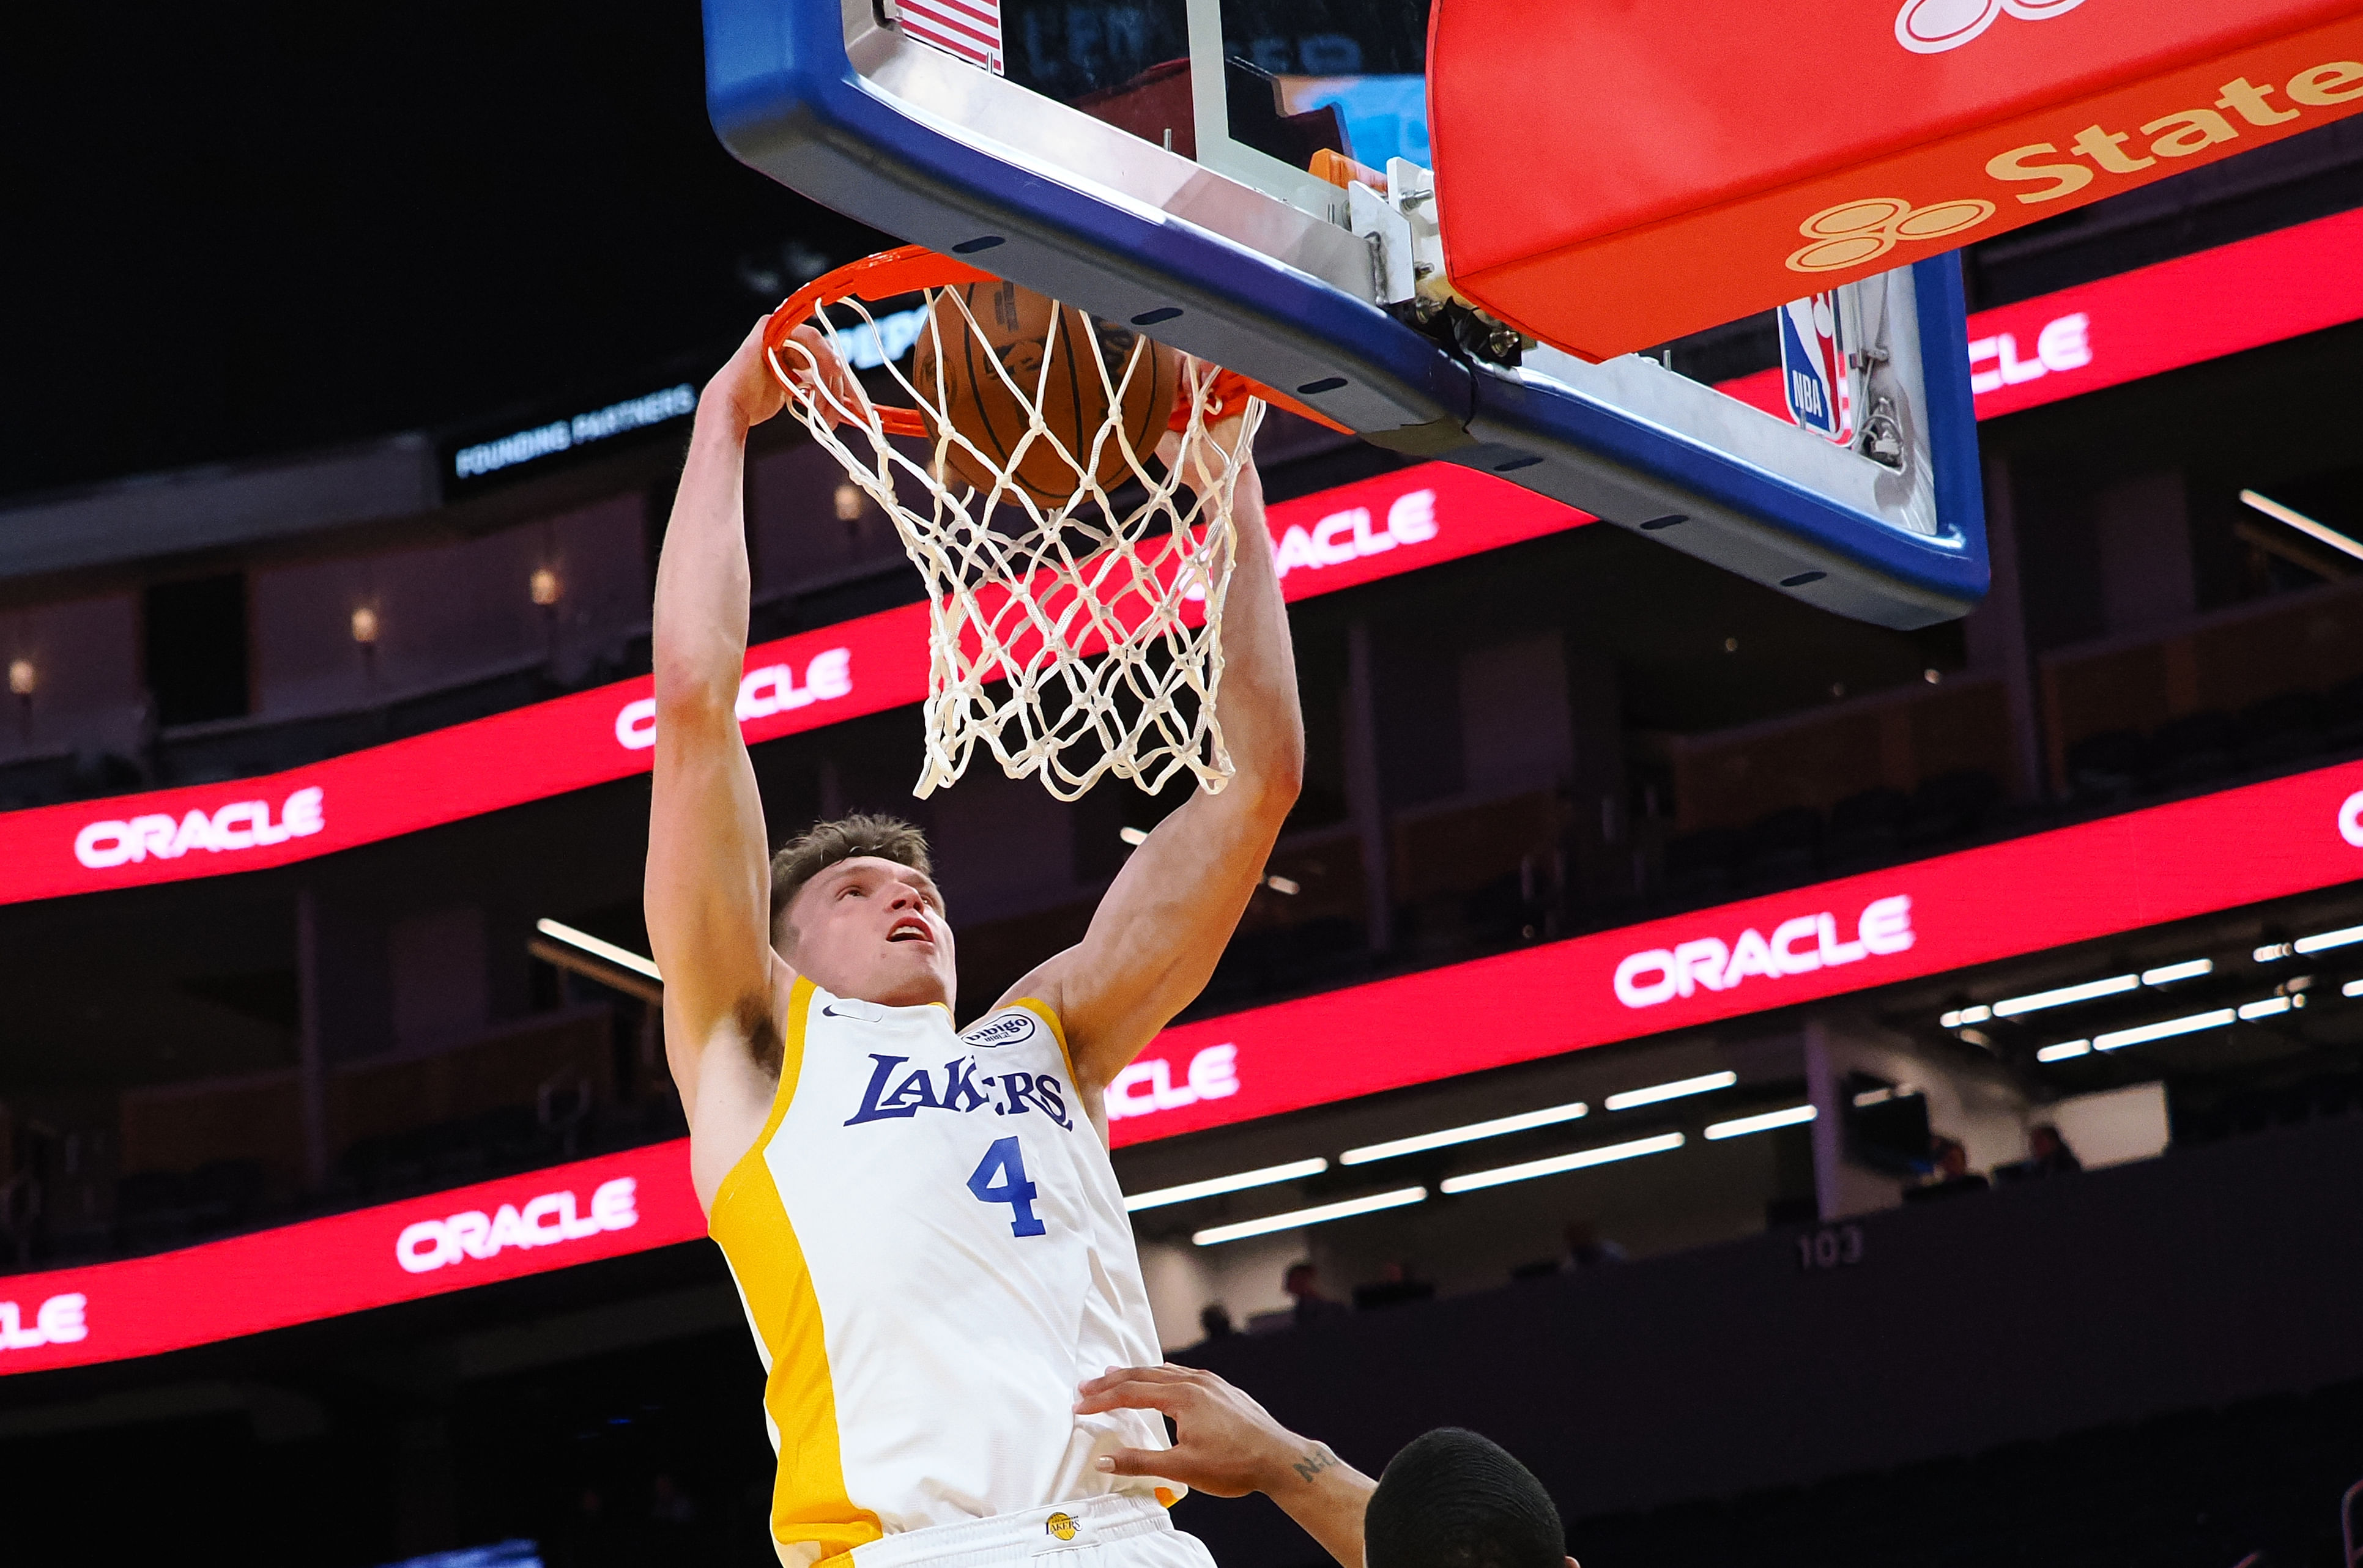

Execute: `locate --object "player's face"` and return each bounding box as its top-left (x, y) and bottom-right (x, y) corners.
top-left (781, 857), bottom-right (957, 1010)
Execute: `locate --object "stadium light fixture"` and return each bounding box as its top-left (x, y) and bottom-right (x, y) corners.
top-left (1191, 1187), bottom-right (1425, 1246)
top-left (2241, 490), bottom-right (2363, 563)
top-left (2237, 996), bottom-right (2292, 1021)
top-left (530, 567), bottom-right (562, 607)
top-left (2255, 942), bottom-right (2293, 962)
top-left (350, 606), bottom-right (381, 645)
top-left (1339, 1101), bottom-right (1590, 1166)
top-left (1118, 826), bottom-right (1148, 845)
top-left (535, 918), bottom-right (662, 982)
top-left (6, 659), bottom-right (32, 697)
top-left (2140, 959), bottom-right (2213, 985)
top-left (1939, 1004), bottom-right (1993, 1027)
top-left (2293, 924), bottom-right (2363, 955)
top-left (1703, 1105), bottom-right (1816, 1140)
top-left (2035, 1040), bottom-right (2091, 1062)
top-left (1123, 1158), bottom-right (1328, 1213)
top-left (2345, 979), bottom-right (2363, 998)
top-left (1991, 974), bottom-right (2138, 1017)
top-left (2094, 1007), bottom-right (2235, 1051)
top-left (1601, 1071), bottom-right (1735, 1111)
top-left (1437, 1133), bottom-right (1685, 1195)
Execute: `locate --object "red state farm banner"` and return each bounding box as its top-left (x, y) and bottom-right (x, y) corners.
top-left (1718, 205), bottom-right (2363, 424)
top-left (1952, 204), bottom-right (2363, 417)
top-left (0, 1142), bottom-right (706, 1376)
top-left (0, 612), bottom-right (928, 905)
top-left (1433, 0), bottom-right (2363, 360)
top-left (0, 465), bottom-right (1586, 906)
top-left (1106, 759), bottom-right (2363, 1145)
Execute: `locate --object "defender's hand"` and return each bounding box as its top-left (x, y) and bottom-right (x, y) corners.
top-left (1077, 1363), bottom-right (1325, 1498)
top-left (1081, 1364), bottom-right (1375, 1568)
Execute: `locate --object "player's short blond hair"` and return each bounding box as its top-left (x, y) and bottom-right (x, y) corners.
top-left (769, 814), bottom-right (934, 948)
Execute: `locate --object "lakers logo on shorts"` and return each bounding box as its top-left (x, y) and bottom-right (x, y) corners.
top-left (1045, 1512), bottom-right (1078, 1542)
top-left (1786, 196), bottom-right (1997, 273)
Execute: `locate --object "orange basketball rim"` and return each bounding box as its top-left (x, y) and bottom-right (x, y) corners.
top-left (761, 246), bottom-right (1350, 437)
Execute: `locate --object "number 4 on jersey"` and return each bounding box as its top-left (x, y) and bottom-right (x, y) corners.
top-left (968, 1136), bottom-right (1047, 1237)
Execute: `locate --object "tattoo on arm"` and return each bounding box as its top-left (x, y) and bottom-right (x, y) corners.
top-left (1290, 1446), bottom-right (1341, 1484)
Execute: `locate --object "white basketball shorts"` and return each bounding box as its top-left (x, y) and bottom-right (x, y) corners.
top-left (849, 1495), bottom-right (1217, 1568)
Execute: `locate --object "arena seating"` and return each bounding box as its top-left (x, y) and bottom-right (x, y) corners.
top-left (2171, 1067), bottom-right (2363, 1147)
top-left (83, 1093), bottom-right (695, 1265)
top-left (1568, 1378), bottom-right (2363, 1568)
top-left (2067, 675), bottom-right (2363, 802)
top-left (1658, 659), bottom-right (2363, 909)
top-left (1656, 767), bottom-right (2005, 909)
top-left (1168, 1109), bottom-right (2363, 1568)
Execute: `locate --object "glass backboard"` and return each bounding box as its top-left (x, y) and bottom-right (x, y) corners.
top-left (702, 0), bottom-right (1987, 628)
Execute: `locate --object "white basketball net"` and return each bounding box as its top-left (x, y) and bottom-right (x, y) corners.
top-left (768, 273), bottom-right (1259, 803)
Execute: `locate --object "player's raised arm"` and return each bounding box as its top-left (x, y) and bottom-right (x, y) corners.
top-left (645, 320), bottom-right (802, 1195)
top-left (1014, 407), bottom-right (1305, 1096)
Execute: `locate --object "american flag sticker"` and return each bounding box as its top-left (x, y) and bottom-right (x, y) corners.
top-left (892, 0), bottom-right (1004, 74)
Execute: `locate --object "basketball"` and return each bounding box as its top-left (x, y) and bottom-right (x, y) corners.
top-left (911, 278), bottom-right (1181, 508)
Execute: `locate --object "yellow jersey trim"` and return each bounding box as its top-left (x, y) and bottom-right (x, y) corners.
top-left (711, 974), bottom-right (815, 1229)
top-left (1009, 996), bottom-right (1075, 1082)
top-left (707, 977), bottom-right (885, 1567)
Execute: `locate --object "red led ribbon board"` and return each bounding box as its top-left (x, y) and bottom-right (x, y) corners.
top-left (1104, 759), bottom-right (2363, 1144)
top-left (13, 224), bottom-right (2363, 1364)
top-left (8, 205), bottom-right (2360, 912)
top-left (0, 464), bottom-right (1584, 906)
top-left (0, 1142), bottom-right (706, 1377)
top-left (1433, 1), bottom-right (2363, 360)
top-left (12, 760), bottom-right (2363, 1366)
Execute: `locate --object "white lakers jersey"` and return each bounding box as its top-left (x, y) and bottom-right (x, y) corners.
top-left (709, 976), bottom-right (1177, 1567)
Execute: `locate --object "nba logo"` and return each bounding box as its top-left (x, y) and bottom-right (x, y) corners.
top-left (1778, 292), bottom-right (1852, 446)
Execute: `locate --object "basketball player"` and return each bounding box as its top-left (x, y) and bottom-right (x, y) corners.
top-left (644, 312), bottom-right (1304, 1568)
top-left (1077, 1363), bottom-right (1578, 1568)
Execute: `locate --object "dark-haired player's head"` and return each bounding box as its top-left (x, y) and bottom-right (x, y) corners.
top-left (1365, 1428), bottom-right (1573, 1568)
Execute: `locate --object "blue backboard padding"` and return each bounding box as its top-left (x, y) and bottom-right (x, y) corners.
top-left (701, 0), bottom-right (1989, 627)
top-left (1917, 256), bottom-right (1990, 610)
